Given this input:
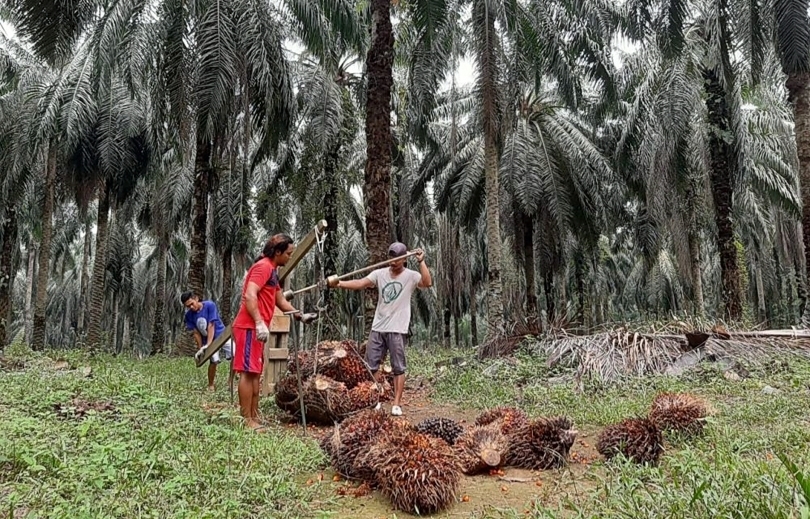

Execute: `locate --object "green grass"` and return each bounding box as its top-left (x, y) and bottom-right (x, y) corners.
top-left (2, 342), bottom-right (810, 518)
top-left (408, 346), bottom-right (810, 518)
top-left (0, 345), bottom-right (326, 519)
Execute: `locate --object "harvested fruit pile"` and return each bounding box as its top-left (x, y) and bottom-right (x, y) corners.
top-left (597, 392), bottom-right (708, 465)
top-left (275, 340), bottom-right (393, 424)
top-left (320, 406), bottom-right (577, 515)
top-left (319, 393), bottom-right (709, 515)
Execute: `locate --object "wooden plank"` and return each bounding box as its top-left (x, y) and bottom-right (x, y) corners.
top-left (261, 342), bottom-right (272, 396)
top-left (195, 325), bottom-right (233, 367)
top-left (278, 219), bottom-right (327, 282)
top-left (270, 312), bottom-right (290, 333)
top-left (266, 348), bottom-right (290, 360)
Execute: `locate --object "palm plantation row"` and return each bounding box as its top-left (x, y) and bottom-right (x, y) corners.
top-left (0, 0), bottom-right (809, 355)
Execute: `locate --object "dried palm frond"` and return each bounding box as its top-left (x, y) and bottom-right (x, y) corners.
top-left (537, 329), bottom-right (810, 386)
top-left (542, 330), bottom-right (684, 384)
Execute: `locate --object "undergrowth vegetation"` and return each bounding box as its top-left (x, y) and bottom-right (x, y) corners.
top-left (0, 345), bottom-right (324, 519)
top-left (2, 342), bottom-right (810, 518)
top-left (409, 346), bottom-right (810, 518)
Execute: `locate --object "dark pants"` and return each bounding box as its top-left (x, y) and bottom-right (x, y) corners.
top-left (366, 331), bottom-right (407, 375)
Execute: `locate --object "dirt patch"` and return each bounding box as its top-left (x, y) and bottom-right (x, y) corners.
top-left (53, 398), bottom-right (118, 420)
top-left (292, 384), bottom-right (605, 518)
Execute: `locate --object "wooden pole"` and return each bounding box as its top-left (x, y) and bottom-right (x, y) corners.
top-left (282, 250), bottom-right (419, 300)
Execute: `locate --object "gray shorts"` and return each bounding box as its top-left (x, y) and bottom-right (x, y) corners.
top-left (366, 331), bottom-right (407, 375)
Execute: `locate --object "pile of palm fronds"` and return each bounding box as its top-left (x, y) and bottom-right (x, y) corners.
top-left (531, 328), bottom-right (810, 385)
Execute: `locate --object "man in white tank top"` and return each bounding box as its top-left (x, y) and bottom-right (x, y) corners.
top-left (328, 242), bottom-right (432, 416)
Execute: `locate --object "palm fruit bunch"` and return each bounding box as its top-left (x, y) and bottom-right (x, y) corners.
top-left (349, 381), bottom-right (384, 410)
top-left (273, 374), bottom-right (301, 414)
top-left (648, 392), bottom-right (708, 436)
top-left (277, 340), bottom-right (392, 422)
top-left (506, 417), bottom-right (578, 470)
top-left (300, 375), bottom-right (353, 424)
top-left (286, 350), bottom-right (316, 378)
top-left (597, 418), bottom-right (663, 465)
top-left (322, 409), bottom-right (412, 480)
top-left (415, 417), bottom-right (465, 446)
top-left (358, 428), bottom-right (460, 515)
top-left (475, 406), bottom-right (529, 434)
top-left (332, 353), bottom-right (372, 389)
top-left (452, 425), bottom-right (509, 474)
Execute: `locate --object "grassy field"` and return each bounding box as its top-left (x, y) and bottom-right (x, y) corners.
top-left (2, 341), bottom-right (810, 518)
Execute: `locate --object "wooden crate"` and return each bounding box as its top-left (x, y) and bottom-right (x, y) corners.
top-left (261, 310), bottom-right (290, 396)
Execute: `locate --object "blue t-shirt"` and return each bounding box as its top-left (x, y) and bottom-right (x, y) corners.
top-left (184, 300), bottom-right (225, 342)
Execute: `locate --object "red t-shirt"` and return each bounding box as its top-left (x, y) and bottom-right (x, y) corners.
top-left (233, 258), bottom-right (280, 329)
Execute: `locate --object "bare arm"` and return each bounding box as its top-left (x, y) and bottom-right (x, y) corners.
top-left (275, 289), bottom-right (298, 314)
top-left (191, 330), bottom-right (203, 350)
top-left (206, 321), bottom-right (215, 346)
top-left (244, 282), bottom-right (264, 324)
top-left (417, 260), bottom-right (432, 288)
top-left (337, 278), bottom-right (375, 291)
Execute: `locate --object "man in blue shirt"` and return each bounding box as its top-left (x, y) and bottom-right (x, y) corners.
top-left (181, 291), bottom-right (234, 391)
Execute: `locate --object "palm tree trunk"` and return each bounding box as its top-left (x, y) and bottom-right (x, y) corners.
top-left (112, 295), bottom-right (120, 354)
top-left (470, 289), bottom-right (478, 347)
top-left (150, 236), bottom-right (168, 355)
top-left (453, 313), bottom-right (461, 348)
top-left (122, 314), bottom-right (131, 353)
top-left (363, 0), bottom-right (394, 337)
top-left (786, 72), bottom-right (810, 325)
top-left (754, 256), bottom-right (767, 324)
top-left (544, 271), bottom-right (555, 323)
top-left (189, 135), bottom-right (212, 298)
top-left (87, 184), bottom-right (111, 350)
top-left (221, 246), bottom-right (233, 324)
top-left (521, 214), bottom-right (538, 328)
top-left (0, 206), bottom-right (18, 346)
top-left (78, 219), bottom-right (92, 335)
top-left (703, 67), bottom-right (743, 321)
top-left (24, 243), bottom-right (35, 345)
top-left (443, 303), bottom-right (451, 348)
top-left (688, 231), bottom-right (705, 318)
top-left (321, 143), bottom-right (340, 338)
top-left (477, 2), bottom-right (505, 341)
top-left (32, 144), bottom-right (56, 351)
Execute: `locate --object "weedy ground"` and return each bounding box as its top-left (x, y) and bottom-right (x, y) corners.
top-left (1, 341), bottom-right (810, 518)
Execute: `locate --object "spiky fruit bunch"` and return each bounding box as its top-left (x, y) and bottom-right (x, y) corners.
top-left (380, 379), bottom-right (394, 400)
top-left (303, 375), bottom-right (353, 423)
top-left (309, 340), bottom-right (371, 389)
top-left (453, 425), bottom-right (509, 474)
top-left (359, 429), bottom-right (460, 515)
top-left (506, 417), bottom-right (578, 470)
top-left (475, 406), bottom-right (529, 434)
top-left (287, 351), bottom-right (315, 378)
top-left (597, 418), bottom-right (663, 465)
top-left (649, 392), bottom-right (708, 435)
top-left (334, 354), bottom-right (372, 389)
top-left (349, 381), bottom-right (383, 410)
top-left (415, 417), bottom-right (465, 445)
top-left (322, 409), bottom-right (412, 480)
top-left (274, 375), bottom-right (301, 414)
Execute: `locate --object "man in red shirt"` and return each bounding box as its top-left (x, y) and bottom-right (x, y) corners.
top-left (232, 233), bottom-right (317, 431)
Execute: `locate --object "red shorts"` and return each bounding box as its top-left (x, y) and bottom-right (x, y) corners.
top-left (233, 327), bottom-right (264, 374)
